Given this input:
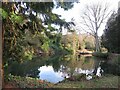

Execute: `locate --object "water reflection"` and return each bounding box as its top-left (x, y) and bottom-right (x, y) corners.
top-left (7, 54), bottom-right (106, 83)
top-left (38, 66), bottom-right (64, 83)
top-left (38, 54), bottom-right (104, 83)
top-left (5, 56), bottom-right (48, 77)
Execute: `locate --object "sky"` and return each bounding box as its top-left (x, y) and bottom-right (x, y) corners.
top-left (52, 0), bottom-right (120, 36)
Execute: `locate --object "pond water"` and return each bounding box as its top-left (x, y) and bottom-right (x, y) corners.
top-left (7, 54), bottom-right (117, 84)
top-left (37, 54), bottom-right (105, 83)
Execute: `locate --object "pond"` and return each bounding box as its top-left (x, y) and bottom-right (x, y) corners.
top-left (6, 54), bottom-right (118, 84)
top-left (37, 54), bottom-right (105, 83)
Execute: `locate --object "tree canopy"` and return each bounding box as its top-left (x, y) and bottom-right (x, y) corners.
top-left (2, 1), bottom-right (78, 68)
top-left (101, 12), bottom-right (120, 53)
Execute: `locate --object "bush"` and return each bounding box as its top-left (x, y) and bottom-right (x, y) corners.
top-left (100, 47), bottom-right (108, 53)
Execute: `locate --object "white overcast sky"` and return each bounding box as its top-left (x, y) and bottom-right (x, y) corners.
top-left (52, 0), bottom-right (120, 36)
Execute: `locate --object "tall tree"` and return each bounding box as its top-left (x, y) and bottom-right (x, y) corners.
top-left (101, 12), bottom-right (120, 53)
top-left (1, 1), bottom-right (78, 87)
top-left (79, 2), bottom-right (111, 52)
top-left (2, 1), bottom-right (77, 64)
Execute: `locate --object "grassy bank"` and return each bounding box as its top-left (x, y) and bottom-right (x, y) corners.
top-left (4, 74), bottom-right (119, 88)
top-left (53, 74), bottom-right (119, 88)
top-left (4, 74), bottom-right (54, 88)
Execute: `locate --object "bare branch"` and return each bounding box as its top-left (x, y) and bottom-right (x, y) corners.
top-left (79, 2), bottom-right (112, 52)
top-left (83, 12), bottom-right (95, 31)
top-left (81, 16), bottom-right (94, 31)
top-left (81, 2), bottom-right (112, 33)
top-left (79, 25), bottom-right (95, 37)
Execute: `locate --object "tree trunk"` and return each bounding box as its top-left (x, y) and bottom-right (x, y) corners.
top-left (95, 33), bottom-right (100, 52)
top-left (0, 19), bottom-right (3, 89)
top-left (72, 32), bottom-right (77, 55)
top-left (1, 22), bottom-right (4, 89)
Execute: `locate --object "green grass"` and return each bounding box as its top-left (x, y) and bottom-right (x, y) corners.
top-left (5, 74), bottom-right (54, 88)
top-left (53, 75), bottom-right (119, 88)
top-left (5, 74), bottom-right (119, 88)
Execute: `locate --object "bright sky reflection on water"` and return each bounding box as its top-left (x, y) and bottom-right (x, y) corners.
top-left (38, 66), bottom-right (64, 83)
top-left (38, 64), bottom-right (103, 83)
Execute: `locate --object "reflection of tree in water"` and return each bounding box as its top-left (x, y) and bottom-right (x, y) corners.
top-left (75, 55), bottom-right (95, 70)
top-left (59, 54), bottom-right (78, 77)
top-left (46, 54), bottom-right (77, 77)
top-left (45, 55), bottom-right (63, 72)
top-left (93, 57), bottom-right (104, 75)
top-left (100, 60), bottom-right (120, 76)
top-left (7, 54), bottom-right (109, 79)
top-left (68, 55), bottom-right (78, 76)
top-left (59, 54), bottom-right (102, 77)
top-left (6, 56), bottom-right (48, 77)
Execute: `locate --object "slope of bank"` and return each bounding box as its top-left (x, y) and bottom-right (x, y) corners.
top-left (53, 74), bottom-right (119, 88)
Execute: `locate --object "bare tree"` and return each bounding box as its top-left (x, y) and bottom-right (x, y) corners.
top-left (79, 2), bottom-right (112, 52)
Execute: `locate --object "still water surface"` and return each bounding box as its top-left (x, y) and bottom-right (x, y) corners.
top-left (7, 54), bottom-right (108, 83)
top-left (37, 54), bottom-right (104, 83)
